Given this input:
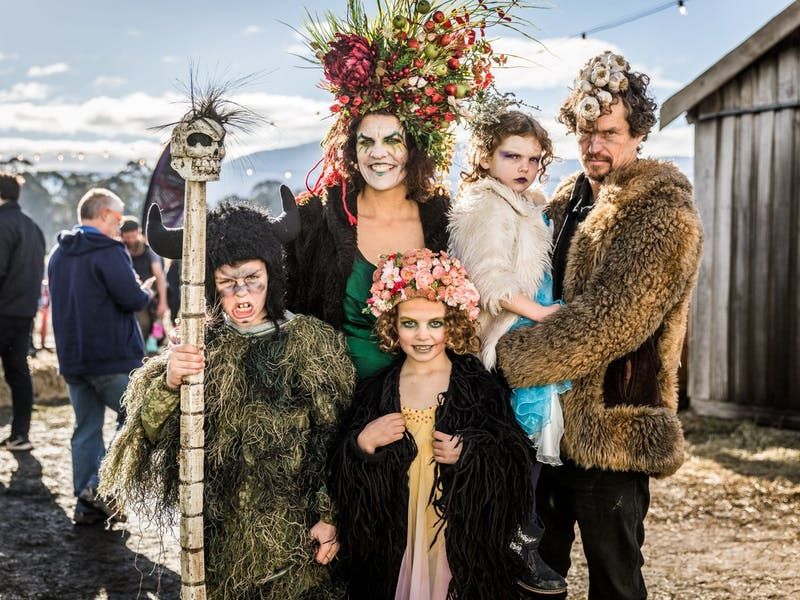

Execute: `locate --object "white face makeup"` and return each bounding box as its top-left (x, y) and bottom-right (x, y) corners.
top-left (355, 114), bottom-right (409, 192)
top-left (214, 259), bottom-right (268, 328)
top-left (481, 135), bottom-right (543, 193)
top-left (395, 297), bottom-right (448, 365)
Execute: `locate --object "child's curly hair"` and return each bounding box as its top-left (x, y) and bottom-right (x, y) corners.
top-left (461, 110), bottom-right (554, 185)
top-left (375, 304), bottom-right (480, 355)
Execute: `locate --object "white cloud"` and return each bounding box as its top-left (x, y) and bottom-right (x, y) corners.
top-left (491, 36), bottom-right (685, 92)
top-left (93, 76), bottom-right (128, 88)
top-left (0, 82), bottom-right (50, 102)
top-left (127, 28), bottom-right (142, 38)
top-left (0, 136), bottom-right (163, 172)
top-left (243, 25), bottom-right (263, 35)
top-left (0, 91), bottom-right (331, 167)
top-left (641, 125), bottom-right (694, 157)
top-left (161, 55), bottom-right (178, 64)
top-left (27, 62), bottom-right (71, 78)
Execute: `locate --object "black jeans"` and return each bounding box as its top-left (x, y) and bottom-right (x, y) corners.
top-left (0, 316), bottom-right (35, 438)
top-left (536, 460), bottom-right (650, 600)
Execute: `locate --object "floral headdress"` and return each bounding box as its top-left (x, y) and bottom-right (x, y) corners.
top-left (366, 248), bottom-right (481, 320)
top-left (301, 0), bottom-right (537, 196)
top-left (571, 51), bottom-right (631, 122)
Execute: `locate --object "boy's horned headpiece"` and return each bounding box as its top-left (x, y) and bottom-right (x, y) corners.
top-left (147, 185), bottom-right (300, 319)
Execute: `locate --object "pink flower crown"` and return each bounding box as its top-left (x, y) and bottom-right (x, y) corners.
top-left (366, 249), bottom-right (480, 321)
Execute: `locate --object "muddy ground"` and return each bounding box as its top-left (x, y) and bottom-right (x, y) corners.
top-left (1, 367), bottom-right (799, 599)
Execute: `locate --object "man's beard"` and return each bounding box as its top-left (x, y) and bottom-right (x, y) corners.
top-left (126, 240), bottom-right (145, 255)
top-left (582, 153), bottom-right (613, 182)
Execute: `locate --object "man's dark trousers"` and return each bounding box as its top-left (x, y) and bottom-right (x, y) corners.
top-left (533, 459), bottom-right (650, 600)
top-left (0, 316), bottom-right (35, 438)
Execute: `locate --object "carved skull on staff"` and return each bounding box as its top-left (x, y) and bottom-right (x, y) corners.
top-left (170, 115), bottom-right (226, 182)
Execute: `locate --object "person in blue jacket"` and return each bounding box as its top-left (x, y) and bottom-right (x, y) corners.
top-left (48, 187), bottom-right (153, 524)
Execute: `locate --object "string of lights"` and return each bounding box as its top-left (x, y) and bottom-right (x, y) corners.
top-left (576, 0), bottom-right (690, 39)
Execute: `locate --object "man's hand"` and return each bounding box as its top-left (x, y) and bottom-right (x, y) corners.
top-left (309, 520), bottom-right (339, 565)
top-left (432, 431), bottom-right (463, 464)
top-left (165, 344), bottom-right (204, 390)
top-left (357, 413), bottom-right (406, 454)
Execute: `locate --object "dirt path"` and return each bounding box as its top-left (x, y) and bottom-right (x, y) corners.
top-left (2, 403), bottom-right (799, 599)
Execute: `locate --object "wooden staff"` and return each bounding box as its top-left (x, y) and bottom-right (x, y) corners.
top-left (178, 178), bottom-right (207, 600)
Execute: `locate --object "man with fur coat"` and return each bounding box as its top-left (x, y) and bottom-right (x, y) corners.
top-left (495, 52), bottom-right (703, 599)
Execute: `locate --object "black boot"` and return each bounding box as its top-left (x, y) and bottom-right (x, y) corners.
top-left (517, 543), bottom-right (567, 596)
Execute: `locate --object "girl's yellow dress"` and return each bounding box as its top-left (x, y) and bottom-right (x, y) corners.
top-left (394, 405), bottom-right (452, 600)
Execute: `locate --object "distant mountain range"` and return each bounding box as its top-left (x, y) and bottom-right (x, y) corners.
top-left (14, 142), bottom-right (692, 246)
top-left (211, 142), bottom-right (693, 201)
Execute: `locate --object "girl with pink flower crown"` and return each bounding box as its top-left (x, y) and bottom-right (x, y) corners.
top-left (329, 249), bottom-right (537, 600)
top-left (448, 109), bottom-right (570, 595)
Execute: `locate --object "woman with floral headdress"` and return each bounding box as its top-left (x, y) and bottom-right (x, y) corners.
top-left (329, 249), bottom-right (536, 599)
top-left (287, 0), bottom-right (534, 380)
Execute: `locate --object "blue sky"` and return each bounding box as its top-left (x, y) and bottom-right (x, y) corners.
top-left (0, 0), bottom-right (794, 171)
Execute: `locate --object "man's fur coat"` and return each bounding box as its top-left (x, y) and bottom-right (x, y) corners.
top-left (449, 177), bottom-right (552, 369)
top-left (496, 159), bottom-right (703, 477)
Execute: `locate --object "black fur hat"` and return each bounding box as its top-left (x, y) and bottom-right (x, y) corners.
top-left (147, 185), bottom-right (299, 322)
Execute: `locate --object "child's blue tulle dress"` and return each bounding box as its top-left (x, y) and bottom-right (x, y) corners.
top-left (509, 269), bottom-right (571, 466)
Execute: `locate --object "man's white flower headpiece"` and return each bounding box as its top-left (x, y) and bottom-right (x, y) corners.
top-left (572, 51), bottom-right (630, 122)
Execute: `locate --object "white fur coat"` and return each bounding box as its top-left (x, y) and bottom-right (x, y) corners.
top-left (449, 178), bottom-right (553, 369)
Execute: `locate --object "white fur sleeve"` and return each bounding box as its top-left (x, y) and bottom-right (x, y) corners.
top-left (448, 195), bottom-right (526, 316)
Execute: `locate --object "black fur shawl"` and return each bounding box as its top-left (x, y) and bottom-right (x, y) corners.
top-left (329, 352), bottom-right (534, 599)
top-left (286, 185), bottom-right (450, 329)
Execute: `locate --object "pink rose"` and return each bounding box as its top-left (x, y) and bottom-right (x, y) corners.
top-left (415, 269), bottom-right (434, 289)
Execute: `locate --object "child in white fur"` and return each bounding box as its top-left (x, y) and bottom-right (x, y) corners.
top-left (449, 110), bottom-right (569, 465)
top-left (448, 109), bottom-right (569, 594)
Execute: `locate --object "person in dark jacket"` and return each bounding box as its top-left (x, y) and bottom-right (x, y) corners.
top-left (0, 173), bottom-right (45, 451)
top-left (48, 187), bottom-right (153, 524)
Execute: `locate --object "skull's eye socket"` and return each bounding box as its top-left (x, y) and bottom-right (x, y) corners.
top-left (187, 132), bottom-right (213, 147)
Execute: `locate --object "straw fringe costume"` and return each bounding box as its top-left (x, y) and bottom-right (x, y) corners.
top-left (496, 159), bottom-right (703, 477)
top-left (101, 314), bottom-right (354, 599)
top-left (329, 352), bottom-right (535, 600)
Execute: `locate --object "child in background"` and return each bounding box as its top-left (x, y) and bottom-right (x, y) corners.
top-left (330, 249), bottom-right (536, 600)
top-left (448, 109), bottom-right (569, 595)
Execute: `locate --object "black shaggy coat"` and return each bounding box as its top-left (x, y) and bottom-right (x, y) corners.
top-left (329, 352), bottom-right (535, 600)
top-left (286, 185), bottom-right (450, 329)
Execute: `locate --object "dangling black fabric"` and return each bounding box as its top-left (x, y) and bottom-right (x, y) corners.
top-left (329, 352), bottom-right (535, 600)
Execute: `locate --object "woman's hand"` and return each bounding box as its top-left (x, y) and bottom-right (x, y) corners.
top-left (432, 431), bottom-right (463, 464)
top-left (310, 520), bottom-right (339, 565)
top-left (357, 413), bottom-right (406, 454)
top-left (165, 344), bottom-right (204, 390)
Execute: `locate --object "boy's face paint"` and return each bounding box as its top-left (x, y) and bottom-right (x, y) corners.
top-left (356, 114), bottom-right (409, 192)
top-left (214, 259), bottom-right (268, 328)
top-left (396, 298), bottom-right (448, 364)
top-left (480, 134), bottom-right (542, 193)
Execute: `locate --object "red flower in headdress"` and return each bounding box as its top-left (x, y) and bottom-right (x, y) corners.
top-left (323, 34), bottom-right (376, 91)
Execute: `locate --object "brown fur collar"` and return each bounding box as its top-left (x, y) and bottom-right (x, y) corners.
top-left (496, 158), bottom-right (702, 477)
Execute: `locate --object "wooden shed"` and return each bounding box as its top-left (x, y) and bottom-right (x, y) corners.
top-left (661, 2), bottom-right (800, 427)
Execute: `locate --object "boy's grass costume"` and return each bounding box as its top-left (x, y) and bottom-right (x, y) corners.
top-left (100, 198), bottom-right (355, 599)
